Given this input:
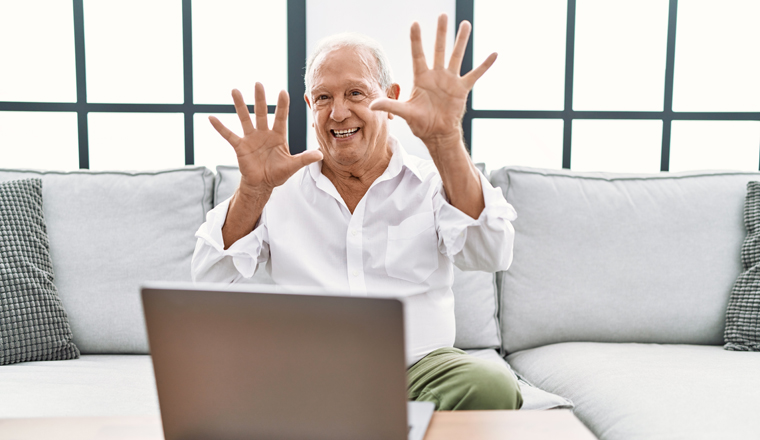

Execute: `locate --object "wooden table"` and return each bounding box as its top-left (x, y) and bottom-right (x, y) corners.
top-left (0, 410), bottom-right (596, 440)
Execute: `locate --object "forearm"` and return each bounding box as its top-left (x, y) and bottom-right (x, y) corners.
top-left (222, 183), bottom-right (272, 249)
top-left (426, 130), bottom-right (485, 219)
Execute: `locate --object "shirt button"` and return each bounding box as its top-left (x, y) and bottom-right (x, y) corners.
top-left (351, 229), bottom-right (357, 236)
top-left (352, 269), bottom-right (359, 277)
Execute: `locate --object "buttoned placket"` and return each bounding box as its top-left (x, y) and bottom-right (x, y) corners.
top-left (346, 198), bottom-right (367, 296)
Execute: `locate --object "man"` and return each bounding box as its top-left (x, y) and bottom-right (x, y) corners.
top-left (192, 14), bottom-right (521, 410)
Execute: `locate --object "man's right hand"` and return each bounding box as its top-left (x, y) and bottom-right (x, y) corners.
top-left (210, 84), bottom-right (323, 249)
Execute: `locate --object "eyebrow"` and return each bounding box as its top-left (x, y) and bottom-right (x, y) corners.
top-left (311, 80), bottom-right (373, 95)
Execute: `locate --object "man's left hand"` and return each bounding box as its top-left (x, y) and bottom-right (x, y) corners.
top-left (369, 14), bottom-right (496, 151)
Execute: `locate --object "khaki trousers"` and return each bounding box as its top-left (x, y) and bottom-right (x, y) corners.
top-left (407, 347), bottom-right (523, 411)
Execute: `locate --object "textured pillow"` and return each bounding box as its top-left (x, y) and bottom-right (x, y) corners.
top-left (725, 181), bottom-right (760, 351)
top-left (0, 178), bottom-right (79, 365)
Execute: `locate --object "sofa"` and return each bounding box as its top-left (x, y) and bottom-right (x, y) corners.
top-left (1, 164), bottom-right (759, 439)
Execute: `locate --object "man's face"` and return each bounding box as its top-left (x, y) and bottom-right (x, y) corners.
top-left (306, 46), bottom-right (395, 168)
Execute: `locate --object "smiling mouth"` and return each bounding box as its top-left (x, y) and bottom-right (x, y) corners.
top-left (331, 128), bottom-right (360, 138)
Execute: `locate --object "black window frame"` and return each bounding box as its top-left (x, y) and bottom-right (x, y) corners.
top-left (457, 0), bottom-right (760, 171)
top-left (0, 0), bottom-right (308, 169)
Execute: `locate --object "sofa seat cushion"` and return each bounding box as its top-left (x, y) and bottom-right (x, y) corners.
top-left (0, 355), bottom-right (158, 418)
top-left (507, 342), bottom-right (760, 440)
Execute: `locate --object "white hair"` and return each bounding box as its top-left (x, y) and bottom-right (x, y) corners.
top-left (304, 32), bottom-right (394, 95)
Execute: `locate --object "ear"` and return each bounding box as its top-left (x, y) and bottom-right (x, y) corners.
top-left (304, 94), bottom-right (312, 110)
top-left (386, 84), bottom-right (400, 119)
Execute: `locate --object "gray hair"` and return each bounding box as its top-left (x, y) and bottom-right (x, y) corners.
top-left (304, 32), bottom-right (394, 95)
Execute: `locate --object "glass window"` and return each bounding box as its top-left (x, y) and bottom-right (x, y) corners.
top-left (669, 121), bottom-right (760, 172)
top-left (573, 0), bottom-right (669, 111)
top-left (88, 113), bottom-right (185, 170)
top-left (472, 0), bottom-right (567, 111)
top-left (672, 0), bottom-right (760, 112)
top-left (192, 0), bottom-right (287, 105)
top-left (571, 120), bottom-right (662, 173)
top-left (83, 0), bottom-right (184, 104)
top-left (0, 112), bottom-right (79, 170)
top-left (194, 113), bottom-right (278, 170)
top-left (0, 1), bottom-right (76, 102)
top-left (472, 119), bottom-right (564, 170)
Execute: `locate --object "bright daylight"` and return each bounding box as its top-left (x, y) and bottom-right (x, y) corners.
top-left (1, 1), bottom-right (759, 440)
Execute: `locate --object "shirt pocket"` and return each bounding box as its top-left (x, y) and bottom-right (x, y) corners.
top-left (385, 212), bottom-right (439, 283)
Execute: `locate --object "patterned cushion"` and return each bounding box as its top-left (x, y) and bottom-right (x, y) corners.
top-left (0, 178), bottom-right (79, 365)
top-left (725, 181), bottom-right (760, 351)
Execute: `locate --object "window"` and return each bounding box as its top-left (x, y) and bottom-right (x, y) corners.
top-left (464, 0), bottom-right (760, 172)
top-left (0, 0), bottom-right (303, 171)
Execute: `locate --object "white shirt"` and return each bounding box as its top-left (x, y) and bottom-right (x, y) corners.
top-left (192, 137), bottom-right (517, 366)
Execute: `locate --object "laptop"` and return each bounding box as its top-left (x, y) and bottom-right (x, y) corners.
top-left (141, 282), bottom-right (434, 440)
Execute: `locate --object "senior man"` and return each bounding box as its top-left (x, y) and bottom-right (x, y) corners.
top-left (192, 14), bottom-right (521, 410)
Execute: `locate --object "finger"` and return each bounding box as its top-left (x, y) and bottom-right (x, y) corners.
top-left (209, 116), bottom-right (241, 147)
top-left (433, 14), bottom-right (448, 70)
top-left (410, 22), bottom-right (428, 75)
top-left (231, 89), bottom-right (254, 135)
top-left (272, 90), bottom-right (290, 135)
top-left (254, 82), bottom-right (269, 130)
top-left (370, 98), bottom-right (412, 121)
top-left (448, 20), bottom-right (471, 74)
top-left (284, 150), bottom-right (324, 177)
top-left (462, 52), bottom-right (498, 90)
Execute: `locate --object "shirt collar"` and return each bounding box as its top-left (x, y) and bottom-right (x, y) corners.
top-left (307, 135), bottom-right (423, 184)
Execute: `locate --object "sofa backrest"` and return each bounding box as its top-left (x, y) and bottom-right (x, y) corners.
top-left (0, 167), bottom-right (214, 354)
top-left (215, 165), bottom-right (503, 351)
top-left (491, 166), bottom-right (760, 354)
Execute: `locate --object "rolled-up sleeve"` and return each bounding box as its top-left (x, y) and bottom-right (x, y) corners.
top-left (191, 197), bottom-right (270, 283)
top-left (434, 172), bottom-right (517, 272)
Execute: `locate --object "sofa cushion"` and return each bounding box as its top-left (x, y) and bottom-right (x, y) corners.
top-left (0, 167), bottom-right (215, 354)
top-left (491, 167), bottom-right (760, 353)
top-left (725, 181), bottom-right (760, 351)
top-left (0, 178), bottom-right (79, 365)
top-left (0, 354), bottom-right (158, 418)
top-left (215, 166), bottom-right (502, 350)
top-left (507, 342), bottom-right (760, 440)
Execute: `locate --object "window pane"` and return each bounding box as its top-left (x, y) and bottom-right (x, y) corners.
top-left (193, 0), bottom-right (287, 105)
top-left (88, 113), bottom-right (185, 170)
top-left (194, 113), bottom-right (278, 170)
top-left (83, 0), bottom-right (184, 104)
top-left (670, 121), bottom-right (760, 172)
top-left (472, 119), bottom-right (564, 170)
top-left (571, 120), bottom-right (662, 173)
top-left (672, 0), bottom-right (760, 112)
top-left (573, 0), bottom-right (669, 111)
top-left (0, 112), bottom-right (79, 170)
top-left (472, 0), bottom-right (567, 110)
top-left (0, 1), bottom-right (76, 102)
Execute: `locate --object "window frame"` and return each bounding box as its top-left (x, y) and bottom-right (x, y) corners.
top-left (0, 0), bottom-right (307, 169)
top-left (458, 0), bottom-right (760, 171)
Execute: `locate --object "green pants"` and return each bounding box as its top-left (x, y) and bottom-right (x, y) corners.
top-left (407, 347), bottom-right (523, 411)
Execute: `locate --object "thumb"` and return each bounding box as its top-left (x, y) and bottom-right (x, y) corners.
top-left (285, 149), bottom-right (323, 175)
top-left (370, 99), bottom-right (412, 121)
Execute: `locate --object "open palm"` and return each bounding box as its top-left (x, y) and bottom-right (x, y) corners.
top-left (370, 14), bottom-right (497, 145)
top-left (209, 84), bottom-right (322, 191)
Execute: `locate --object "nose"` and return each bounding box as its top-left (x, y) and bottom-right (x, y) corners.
top-left (330, 97), bottom-right (351, 122)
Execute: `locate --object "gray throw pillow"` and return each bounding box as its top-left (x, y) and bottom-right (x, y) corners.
top-left (725, 181), bottom-right (760, 351)
top-left (0, 178), bottom-right (79, 365)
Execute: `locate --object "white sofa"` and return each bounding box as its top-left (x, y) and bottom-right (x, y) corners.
top-left (1, 164), bottom-right (759, 440)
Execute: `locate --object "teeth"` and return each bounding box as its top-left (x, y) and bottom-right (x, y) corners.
top-left (333, 128), bottom-right (359, 137)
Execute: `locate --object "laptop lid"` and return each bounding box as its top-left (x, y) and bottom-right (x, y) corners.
top-left (142, 283), bottom-right (410, 440)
